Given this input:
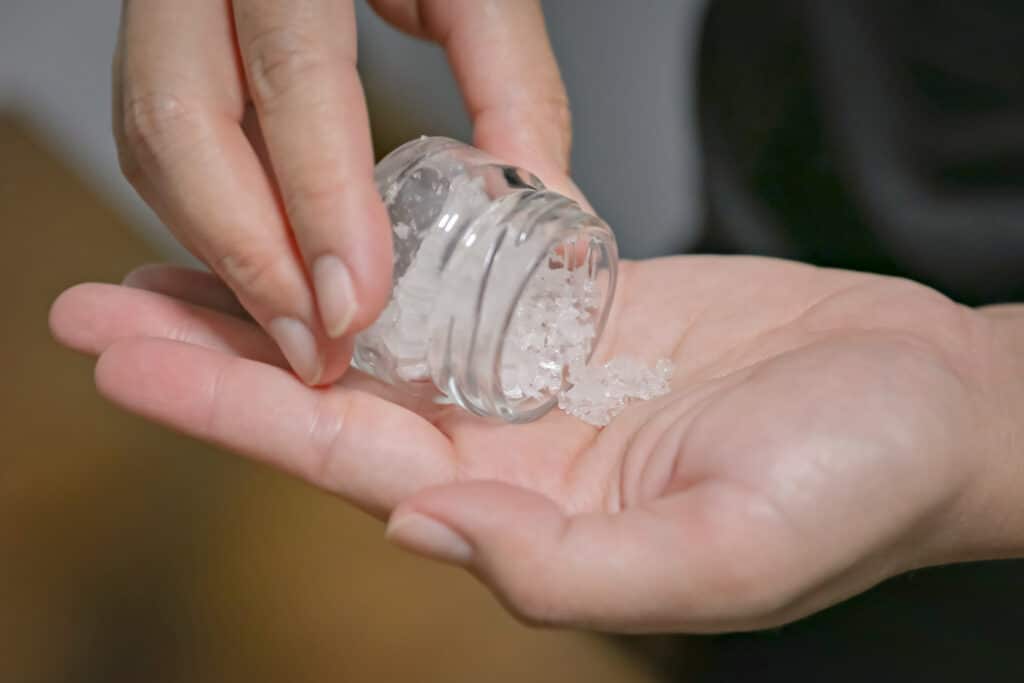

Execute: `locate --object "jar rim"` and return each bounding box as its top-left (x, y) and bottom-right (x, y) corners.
top-left (361, 136), bottom-right (620, 423)
top-left (485, 209), bottom-right (619, 423)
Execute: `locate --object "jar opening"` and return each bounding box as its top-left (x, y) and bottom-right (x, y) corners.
top-left (356, 136), bottom-right (619, 423)
top-left (486, 216), bottom-right (618, 423)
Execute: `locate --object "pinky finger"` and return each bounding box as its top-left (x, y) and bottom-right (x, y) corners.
top-left (123, 263), bottom-right (250, 319)
top-left (50, 282), bottom-right (282, 366)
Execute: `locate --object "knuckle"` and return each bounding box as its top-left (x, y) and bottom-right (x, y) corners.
top-left (118, 91), bottom-right (200, 164)
top-left (666, 488), bottom-right (808, 625)
top-left (706, 561), bottom-right (792, 621)
top-left (116, 143), bottom-right (146, 187)
top-left (283, 173), bottom-right (347, 224)
top-left (308, 390), bottom-right (355, 487)
top-left (547, 93), bottom-right (572, 133)
top-left (540, 93), bottom-right (573, 165)
top-left (495, 569), bottom-right (564, 628)
top-left (506, 596), bottom-right (559, 629)
top-left (244, 26), bottom-right (325, 107)
top-left (692, 538), bottom-right (804, 624)
top-left (214, 247), bottom-right (291, 306)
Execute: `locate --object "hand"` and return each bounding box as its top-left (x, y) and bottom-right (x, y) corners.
top-left (50, 257), bottom-right (1019, 632)
top-left (114, 0), bottom-right (574, 386)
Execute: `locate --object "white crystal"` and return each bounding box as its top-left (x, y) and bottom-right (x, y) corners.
top-left (367, 188), bottom-right (672, 427)
top-left (558, 356), bottom-right (674, 427)
top-left (382, 181), bottom-right (400, 207)
top-left (499, 256), bottom-right (601, 404)
top-left (393, 221), bottom-right (412, 240)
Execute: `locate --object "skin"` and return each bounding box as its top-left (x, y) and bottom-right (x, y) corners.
top-left (98, 0), bottom-right (1024, 633)
top-left (49, 260), bottom-right (1024, 633)
top-left (113, 0), bottom-right (579, 386)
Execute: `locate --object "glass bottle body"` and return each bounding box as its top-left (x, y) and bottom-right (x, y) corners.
top-left (352, 137), bottom-right (618, 423)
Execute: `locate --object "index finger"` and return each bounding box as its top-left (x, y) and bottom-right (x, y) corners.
top-left (372, 0), bottom-right (583, 202)
top-left (233, 0), bottom-right (393, 345)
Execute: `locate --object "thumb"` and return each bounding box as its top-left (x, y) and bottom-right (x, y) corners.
top-left (386, 482), bottom-right (568, 627)
top-left (385, 480), bottom-right (778, 631)
top-left (385, 481), bottom-right (565, 602)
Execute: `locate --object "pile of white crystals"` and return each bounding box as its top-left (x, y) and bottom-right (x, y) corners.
top-left (501, 250), bottom-right (675, 427)
top-left (367, 209), bottom-right (674, 426)
top-left (365, 218), bottom-right (449, 382)
top-left (499, 251), bottom-right (600, 401)
top-left (558, 356), bottom-right (674, 427)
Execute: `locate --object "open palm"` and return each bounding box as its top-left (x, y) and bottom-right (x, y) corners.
top-left (51, 255), bottom-right (990, 632)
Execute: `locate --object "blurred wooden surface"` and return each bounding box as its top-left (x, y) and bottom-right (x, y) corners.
top-left (0, 112), bottom-right (660, 682)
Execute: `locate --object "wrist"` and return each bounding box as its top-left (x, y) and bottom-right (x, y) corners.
top-left (939, 306), bottom-right (1024, 564)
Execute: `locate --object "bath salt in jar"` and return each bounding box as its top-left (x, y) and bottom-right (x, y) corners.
top-left (352, 136), bottom-right (618, 423)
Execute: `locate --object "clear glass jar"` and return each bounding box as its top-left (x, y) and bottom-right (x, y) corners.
top-left (352, 136), bottom-right (618, 423)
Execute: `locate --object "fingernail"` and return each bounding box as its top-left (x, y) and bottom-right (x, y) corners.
top-left (312, 255), bottom-right (358, 339)
top-left (268, 317), bottom-right (322, 385)
top-left (386, 512), bottom-right (473, 565)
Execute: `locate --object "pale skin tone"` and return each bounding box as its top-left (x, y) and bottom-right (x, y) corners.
top-left (114, 0), bottom-right (578, 386)
top-left (53, 0), bottom-right (1021, 633)
top-left (51, 260), bottom-right (1024, 632)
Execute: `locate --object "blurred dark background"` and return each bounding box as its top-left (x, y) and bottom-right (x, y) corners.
top-left (2, 1), bottom-right (1022, 681)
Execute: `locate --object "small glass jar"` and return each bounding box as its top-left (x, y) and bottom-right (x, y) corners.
top-left (352, 136), bottom-right (618, 423)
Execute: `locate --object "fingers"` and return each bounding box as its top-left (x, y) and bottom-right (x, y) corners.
top-left (50, 282), bottom-right (283, 366)
top-left (387, 480), bottom-right (805, 632)
top-left (51, 277), bottom-right (441, 414)
top-left (232, 0), bottom-right (393, 341)
top-left (95, 338), bottom-right (455, 517)
top-left (123, 264), bottom-right (249, 319)
top-left (370, 0), bottom-right (584, 202)
top-left (114, 0), bottom-right (354, 385)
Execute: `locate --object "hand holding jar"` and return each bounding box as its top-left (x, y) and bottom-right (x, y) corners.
top-left (68, 0), bottom-right (1024, 637)
top-left (112, 0), bottom-right (578, 386)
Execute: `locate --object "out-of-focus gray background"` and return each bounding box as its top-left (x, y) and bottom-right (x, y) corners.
top-left (0, 0), bottom-right (708, 261)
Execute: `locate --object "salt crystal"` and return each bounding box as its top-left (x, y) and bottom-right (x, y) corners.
top-left (498, 247), bottom-right (673, 427)
top-left (366, 203), bottom-right (672, 427)
top-left (394, 222), bottom-right (412, 239)
top-left (557, 356), bottom-right (674, 427)
top-left (382, 182), bottom-right (400, 207)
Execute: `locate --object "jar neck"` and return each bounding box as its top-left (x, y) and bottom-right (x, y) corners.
top-left (428, 189), bottom-right (618, 422)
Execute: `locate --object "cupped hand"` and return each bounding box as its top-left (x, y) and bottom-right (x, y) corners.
top-left (50, 257), bottom-right (1010, 632)
top-left (114, 0), bottom-right (574, 386)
